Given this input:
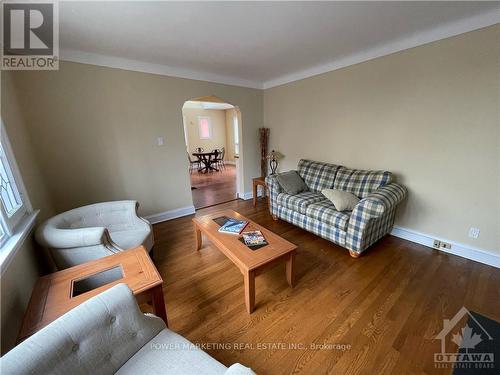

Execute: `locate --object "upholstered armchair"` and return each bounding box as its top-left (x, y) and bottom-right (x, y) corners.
top-left (35, 200), bottom-right (154, 270)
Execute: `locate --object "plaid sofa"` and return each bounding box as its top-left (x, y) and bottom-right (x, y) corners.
top-left (266, 159), bottom-right (407, 256)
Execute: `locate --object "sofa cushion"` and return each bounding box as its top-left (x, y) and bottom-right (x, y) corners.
top-left (305, 200), bottom-right (350, 231)
top-left (276, 170), bottom-right (308, 195)
top-left (277, 191), bottom-right (325, 214)
top-left (297, 159), bottom-right (340, 193)
top-left (333, 168), bottom-right (392, 198)
top-left (117, 329), bottom-right (227, 375)
top-left (321, 189), bottom-right (360, 211)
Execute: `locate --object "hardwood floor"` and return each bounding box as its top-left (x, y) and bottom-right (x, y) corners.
top-left (190, 164), bottom-right (237, 209)
top-left (152, 199), bottom-right (500, 375)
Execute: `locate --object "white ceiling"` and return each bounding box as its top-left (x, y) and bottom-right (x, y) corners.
top-left (59, 1), bottom-right (500, 89)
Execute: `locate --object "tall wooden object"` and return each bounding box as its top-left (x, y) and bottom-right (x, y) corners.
top-left (259, 128), bottom-right (270, 177)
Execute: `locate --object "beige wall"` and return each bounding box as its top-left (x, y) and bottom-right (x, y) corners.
top-left (264, 25), bottom-right (500, 253)
top-left (183, 107), bottom-right (227, 157)
top-left (2, 62), bottom-right (263, 216)
top-left (0, 234), bottom-right (47, 354)
top-left (0, 72), bottom-right (52, 354)
top-left (1, 72), bottom-right (55, 220)
top-left (225, 108), bottom-right (239, 162)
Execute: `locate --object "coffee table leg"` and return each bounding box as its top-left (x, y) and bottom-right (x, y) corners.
top-left (194, 223), bottom-right (202, 251)
top-left (286, 252), bottom-right (295, 288)
top-left (151, 285), bottom-right (168, 327)
top-left (244, 270), bottom-right (255, 313)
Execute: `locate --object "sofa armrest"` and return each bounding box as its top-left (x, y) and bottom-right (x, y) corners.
top-left (346, 183), bottom-right (407, 253)
top-left (265, 174), bottom-right (284, 215)
top-left (265, 174), bottom-right (283, 196)
top-left (350, 183), bottom-right (407, 220)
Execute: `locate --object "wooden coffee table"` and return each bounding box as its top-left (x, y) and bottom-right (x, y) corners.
top-left (18, 246), bottom-right (167, 342)
top-left (192, 209), bottom-right (297, 313)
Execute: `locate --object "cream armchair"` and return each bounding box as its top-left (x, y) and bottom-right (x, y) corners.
top-left (35, 200), bottom-right (154, 270)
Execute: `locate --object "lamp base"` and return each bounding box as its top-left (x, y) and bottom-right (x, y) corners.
top-left (270, 159), bottom-right (278, 175)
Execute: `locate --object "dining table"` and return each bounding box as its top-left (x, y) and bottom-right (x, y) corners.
top-left (192, 151), bottom-right (219, 173)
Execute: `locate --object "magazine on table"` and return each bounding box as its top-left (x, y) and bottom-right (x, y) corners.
top-left (242, 230), bottom-right (268, 247)
top-left (217, 218), bottom-right (248, 235)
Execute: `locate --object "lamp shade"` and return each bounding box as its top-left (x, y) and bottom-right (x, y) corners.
top-left (266, 150), bottom-right (283, 160)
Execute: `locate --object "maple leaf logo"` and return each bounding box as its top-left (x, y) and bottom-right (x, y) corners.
top-left (451, 325), bottom-right (482, 352)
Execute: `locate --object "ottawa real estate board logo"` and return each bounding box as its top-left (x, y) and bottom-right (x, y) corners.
top-left (434, 307), bottom-right (496, 370)
top-left (1, 0), bottom-right (59, 70)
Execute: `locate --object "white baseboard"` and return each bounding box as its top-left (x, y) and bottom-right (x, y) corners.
top-left (238, 192), bottom-right (252, 200)
top-left (145, 205), bottom-right (196, 224)
top-left (390, 225), bottom-right (500, 269)
top-left (238, 190), bottom-right (264, 200)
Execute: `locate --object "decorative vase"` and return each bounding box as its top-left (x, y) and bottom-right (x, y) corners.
top-left (259, 128), bottom-right (270, 177)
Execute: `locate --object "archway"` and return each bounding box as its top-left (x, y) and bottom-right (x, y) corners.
top-left (182, 95), bottom-right (244, 209)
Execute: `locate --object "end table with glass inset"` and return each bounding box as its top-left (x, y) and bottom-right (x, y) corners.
top-left (18, 246), bottom-right (168, 342)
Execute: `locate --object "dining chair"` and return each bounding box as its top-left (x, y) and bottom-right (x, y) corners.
top-left (212, 149), bottom-right (223, 172)
top-left (219, 147), bottom-right (226, 169)
top-left (187, 152), bottom-right (199, 173)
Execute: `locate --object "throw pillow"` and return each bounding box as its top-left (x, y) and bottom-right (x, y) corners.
top-left (276, 171), bottom-right (308, 195)
top-left (321, 189), bottom-right (360, 211)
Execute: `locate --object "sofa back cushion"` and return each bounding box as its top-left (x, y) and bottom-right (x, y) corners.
top-left (333, 167), bottom-right (392, 198)
top-left (276, 171), bottom-right (308, 195)
top-left (297, 159), bottom-right (340, 193)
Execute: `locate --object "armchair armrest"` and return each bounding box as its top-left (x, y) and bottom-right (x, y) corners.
top-left (35, 225), bottom-right (111, 249)
top-left (102, 200), bottom-right (151, 230)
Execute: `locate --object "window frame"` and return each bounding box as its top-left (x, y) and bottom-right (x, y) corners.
top-left (0, 120), bottom-right (31, 246)
top-left (197, 116), bottom-right (213, 140)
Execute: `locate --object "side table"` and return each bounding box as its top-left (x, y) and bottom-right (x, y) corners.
top-left (252, 176), bottom-right (269, 207)
top-left (18, 246), bottom-right (167, 342)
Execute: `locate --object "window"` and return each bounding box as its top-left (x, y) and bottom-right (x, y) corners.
top-left (0, 146), bottom-right (23, 216)
top-left (233, 115), bottom-right (240, 155)
top-left (0, 120), bottom-right (31, 247)
top-left (198, 116), bottom-right (212, 139)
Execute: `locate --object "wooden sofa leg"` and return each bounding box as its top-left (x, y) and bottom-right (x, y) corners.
top-left (272, 214), bottom-right (278, 221)
top-left (349, 250), bottom-right (360, 258)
